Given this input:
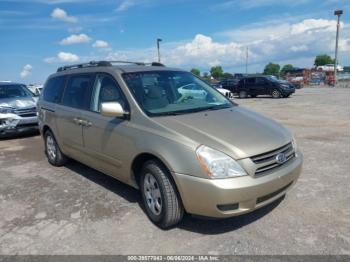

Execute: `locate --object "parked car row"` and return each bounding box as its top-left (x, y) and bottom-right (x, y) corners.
top-left (217, 75), bottom-right (296, 99)
top-left (316, 64), bottom-right (344, 72)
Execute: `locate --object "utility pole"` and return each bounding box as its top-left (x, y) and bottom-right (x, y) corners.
top-left (157, 38), bottom-right (162, 63)
top-left (334, 9), bottom-right (343, 86)
top-left (245, 47), bottom-right (248, 74)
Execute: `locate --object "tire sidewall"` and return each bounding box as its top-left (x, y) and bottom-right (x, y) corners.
top-left (44, 131), bottom-right (58, 165)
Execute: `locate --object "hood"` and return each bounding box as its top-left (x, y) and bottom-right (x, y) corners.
top-left (153, 106), bottom-right (292, 159)
top-left (0, 96), bottom-right (37, 109)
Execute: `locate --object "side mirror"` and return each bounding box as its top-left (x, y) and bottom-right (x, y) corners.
top-left (100, 102), bottom-right (129, 119)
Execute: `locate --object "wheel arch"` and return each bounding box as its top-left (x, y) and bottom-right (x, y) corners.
top-left (130, 152), bottom-right (185, 210)
top-left (131, 152), bottom-right (173, 188)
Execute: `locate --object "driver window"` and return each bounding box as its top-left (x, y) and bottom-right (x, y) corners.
top-left (91, 74), bottom-right (126, 112)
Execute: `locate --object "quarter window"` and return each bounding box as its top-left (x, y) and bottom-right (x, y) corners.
top-left (62, 74), bottom-right (94, 110)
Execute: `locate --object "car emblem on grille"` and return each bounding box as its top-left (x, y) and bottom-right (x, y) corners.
top-left (276, 153), bottom-right (287, 164)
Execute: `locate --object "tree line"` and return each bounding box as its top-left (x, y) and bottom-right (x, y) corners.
top-left (191, 54), bottom-right (336, 79)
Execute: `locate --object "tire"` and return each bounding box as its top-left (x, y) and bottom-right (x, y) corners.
top-left (250, 94), bottom-right (257, 98)
top-left (140, 160), bottom-right (184, 228)
top-left (44, 130), bottom-right (68, 166)
top-left (271, 89), bottom-right (281, 98)
top-left (239, 90), bottom-right (248, 99)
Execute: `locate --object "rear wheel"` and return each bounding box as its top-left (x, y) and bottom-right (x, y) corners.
top-left (44, 130), bottom-right (68, 166)
top-left (140, 160), bottom-right (184, 228)
top-left (271, 89), bottom-right (281, 98)
top-left (250, 94), bottom-right (257, 98)
top-left (239, 90), bottom-right (248, 99)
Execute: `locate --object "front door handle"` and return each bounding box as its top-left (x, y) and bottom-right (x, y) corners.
top-left (73, 117), bottom-right (83, 125)
top-left (80, 119), bottom-right (92, 127)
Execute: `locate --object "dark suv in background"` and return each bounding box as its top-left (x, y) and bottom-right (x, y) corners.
top-left (219, 74), bottom-right (245, 94)
top-left (237, 76), bottom-right (295, 98)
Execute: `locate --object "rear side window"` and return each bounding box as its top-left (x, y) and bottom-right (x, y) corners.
top-left (246, 78), bottom-right (255, 84)
top-left (256, 77), bottom-right (266, 84)
top-left (62, 74), bottom-right (94, 110)
top-left (43, 76), bottom-right (66, 103)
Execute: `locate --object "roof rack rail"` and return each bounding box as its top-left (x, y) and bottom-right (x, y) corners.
top-left (57, 61), bottom-right (112, 72)
top-left (57, 60), bottom-right (165, 72)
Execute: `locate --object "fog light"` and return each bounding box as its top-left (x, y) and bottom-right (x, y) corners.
top-left (217, 203), bottom-right (239, 211)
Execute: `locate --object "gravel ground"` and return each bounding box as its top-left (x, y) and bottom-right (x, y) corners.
top-left (0, 88), bottom-right (349, 255)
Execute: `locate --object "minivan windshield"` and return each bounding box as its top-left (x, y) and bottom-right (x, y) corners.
top-left (123, 71), bottom-right (235, 116)
top-left (0, 84), bottom-right (33, 99)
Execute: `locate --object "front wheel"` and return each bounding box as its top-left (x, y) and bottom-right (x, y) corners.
top-left (44, 130), bottom-right (68, 166)
top-left (271, 89), bottom-right (281, 98)
top-left (140, 160), bottom-right (184, 228)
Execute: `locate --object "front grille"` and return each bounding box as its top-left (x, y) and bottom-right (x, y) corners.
top-left (17, 123), bottom-right (38, 127)
top-left (251, 142), bottom-right (295, 176)
top-left (14, 107), bottom-right (37, 117)
top-left (256, 182), bottom-right (293, 204)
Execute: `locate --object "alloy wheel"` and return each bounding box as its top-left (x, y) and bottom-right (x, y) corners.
top-left (46, 135), bottom-right (57, 161)
top-left (143, 173), bottom-right (162, 216)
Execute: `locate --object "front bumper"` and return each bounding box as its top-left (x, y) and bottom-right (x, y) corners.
top-left (0, 114), bottom-right (38, 135)
top-left (281, 88), bottom-right (295, 95)
top-left (174, 151), bottom-right (303, 218)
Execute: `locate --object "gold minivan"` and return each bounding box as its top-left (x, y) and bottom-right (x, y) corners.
top-left (38, 61), bottom-right (303, 228)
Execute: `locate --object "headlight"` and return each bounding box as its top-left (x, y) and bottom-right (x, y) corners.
top-left (0, 106), bottom-right (15, 114)
top-left (196, 145), bottom-right (247, 179)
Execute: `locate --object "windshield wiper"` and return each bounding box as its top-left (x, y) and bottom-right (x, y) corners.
top-left (195, 104), bottom-right (231, 112)
top-left (151, 105), bottom-right (231, 117)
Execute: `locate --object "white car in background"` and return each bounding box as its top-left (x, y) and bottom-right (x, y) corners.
top-left (317, 64), bottom-right (344, 72)
top-left (211, 84), bottom-right (234, 99)
top-left (216, 87), bottom-right (234, 99)
top-left (178, 83), bottom-right (207, 99)
top-left (27, 84), bottom-right (43, 96)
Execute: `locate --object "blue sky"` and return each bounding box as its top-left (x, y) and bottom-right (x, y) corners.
top-left (0, 0), bottom-right (349, 83)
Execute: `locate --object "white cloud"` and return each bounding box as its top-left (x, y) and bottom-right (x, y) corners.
top-left (20, 64), bottom-right (33, 79)
top-left (116, 0), bottom-right (135, 12)
top-left (92, 40), bottom-right (109, 48)
top-left (60, 34), bottom-right (91, 45)
top-left (216, 19), bottom-right (349, 66)
top-left (290, 45), bottom-right (308, 52)
top-left (44, 52), bottom-right (79, 63)
top-left (51, 8), bottom-right (77, 23)
top-left (89, 18), bottom-right (350, 72)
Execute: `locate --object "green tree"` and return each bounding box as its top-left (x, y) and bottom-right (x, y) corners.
top-left (202, 72), bottom-right (210, 81)
top-left (210, 66), bottom-right (224, 79)
top-left (263, 63), bottom-right (280, 77)
top-left (222, 72), bottom-right (233, 78)
top-left (190, 68), bottom-right (200, 76)
top-left (314, 54), bottom-right (335, 66)
top-left (280, 64), bottom-right (294, 76)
